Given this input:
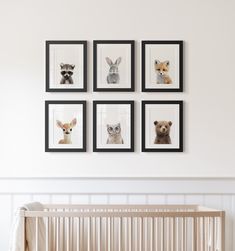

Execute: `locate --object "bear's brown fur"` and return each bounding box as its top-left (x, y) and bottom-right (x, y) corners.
top-left (154, 121), bottom-right (172, 144)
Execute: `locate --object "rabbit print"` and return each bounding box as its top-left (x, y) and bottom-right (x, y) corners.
top-left (105, 57), bottom-right (121, 84)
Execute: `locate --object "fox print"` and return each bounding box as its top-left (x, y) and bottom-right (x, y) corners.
top-left (106, 123), bottom-right (124, 144)
top-left (155, 60), bottom-right (172, 84)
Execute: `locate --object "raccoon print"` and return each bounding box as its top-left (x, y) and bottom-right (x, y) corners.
top-left (60, 63), bottom-right (75, 84)
top-left (106, 123), bottom-right (124, 144)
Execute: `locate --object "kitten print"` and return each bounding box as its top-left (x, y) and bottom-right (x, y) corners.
top-left (60, 63), bottom-right (75, 84)
top-left (106, 123), bottom-right (124, 144)
top-left (155, 60), bottom-right (172, 84)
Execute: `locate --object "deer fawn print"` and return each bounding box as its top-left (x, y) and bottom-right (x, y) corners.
top-left (56, 118), bottom-right (77, 144)
top-left (105, 57), bottom-right (121, 84)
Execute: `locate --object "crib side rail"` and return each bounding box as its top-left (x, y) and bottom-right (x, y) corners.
top-left (24, 210), bottom-right (224, 218)
top-left (43, 204), bottom-right (200, 210)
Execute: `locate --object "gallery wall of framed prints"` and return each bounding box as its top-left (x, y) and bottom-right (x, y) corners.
top-left (45, 40), bottom-right (184, 153)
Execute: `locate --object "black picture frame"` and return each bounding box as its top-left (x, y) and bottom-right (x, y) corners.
top-left (93, 100), bottom-right (134, 152)
top-left (142, 100), bottom-right (183, 152)
top-left (93, 40), bottom-right (135, 92)
top-left (46, 40), bottom-right (87, 92)
top-left (142, 40), bottom-right (183, 92)
top-left (45, 100), bottom-right (86, 152)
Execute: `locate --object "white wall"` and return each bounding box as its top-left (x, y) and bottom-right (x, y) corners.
top-left (0, 0), bottom-right (235, 177)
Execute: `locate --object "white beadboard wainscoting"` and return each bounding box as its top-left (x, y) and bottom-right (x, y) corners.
top-left (1, 178), bottom-right (235, 251)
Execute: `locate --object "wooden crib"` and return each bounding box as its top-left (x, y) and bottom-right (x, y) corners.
top-left (20, 204), bottom-right (225, 251)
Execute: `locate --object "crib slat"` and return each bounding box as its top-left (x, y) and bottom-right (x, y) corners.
top-left (45, 217), bottom-right (49, 251)
top-left (211, 217), bottom-right (214, 251)
top-left (162, 217), bottom-right (165, 251)
top-left (221, 212), bottom-right (225, 251)
top-left (35, 217), bottom-right (39, 251)
top-left (76, 217), bottom-right (80, 251)
top-left (87, 217), bottom-right (90, 251)
top-left (141, 217), bottom-right (144, 251)
top-left (56, 217), bottom-right (60, 251)
top-left (99, 217), bottom-right (102, 251)
top-left (119, 217), bottom-right (122, 251)
top-left (193, 217), bottom-right (197, 251)
top-left (152, 217), bottom-right (155, 251)
top-left (66, 217), bottom-right (70, 251)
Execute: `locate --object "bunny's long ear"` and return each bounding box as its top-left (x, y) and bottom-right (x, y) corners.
top-left (115, 57), bottom-right (122, 65)
top-left (56, 120), bottom-right (63, 129)
top-left (70, 118), bottom-right (77, 127)
top-left (105, 57), bottom-right (113, 66)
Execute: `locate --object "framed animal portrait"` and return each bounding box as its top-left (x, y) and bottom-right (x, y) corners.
top-left (142, 101), bottom-right (183, 152)
top-left (93, 101), bottom-right (134, 152)
top-left (93, 40), bottom-right (135, 92)
top-left (45, 101), bottom-right (86, 152)
top-left (46, 41), bottom-right (87, 92)
top-left (142, 41), bottom-right (183, 92)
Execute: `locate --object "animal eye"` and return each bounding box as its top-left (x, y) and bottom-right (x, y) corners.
top-left (63, 129), bottom-right (65, 131)
top-left (68, 71), bottom-right (73, 75)
top-left (163, 69), bottom-right (166, 71)
top-left (115, 127), bottom-right (119, 130)
top-left (70, 129), bottom-right (72, 131)
top-left (61, 71), bottom-right (66, 75)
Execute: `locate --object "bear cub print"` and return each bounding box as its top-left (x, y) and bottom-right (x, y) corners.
top-left (154, 121), bottom-right (172, 144)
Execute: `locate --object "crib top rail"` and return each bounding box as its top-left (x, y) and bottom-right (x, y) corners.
top-left (21, 204), bottom-right (225, 218)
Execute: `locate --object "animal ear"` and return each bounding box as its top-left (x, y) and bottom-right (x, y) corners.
top-left (154, 121), bottom-right (158, 125)
top-left (70, 118), bottom-right (77, 127)
top-left (71, 64), bottom-right (75, 69)
top-left (155, 60), bottom-right (160, 65)
top-left (105, 57), bottom-right (113, 66)
top-left (60, 63), bottom-right (64, 68)
top-left (56, 120), bottom-right (63, 129)
top-left (164, 60), bottom-right (170, 66)
top-left (115, 57), bottom-right (122, 65)
top-left (168, 121), bottom-right (172, 126)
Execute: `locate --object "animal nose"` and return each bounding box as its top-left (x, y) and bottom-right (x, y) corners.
top-left (65, 132), bottom-right (70, 135)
